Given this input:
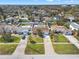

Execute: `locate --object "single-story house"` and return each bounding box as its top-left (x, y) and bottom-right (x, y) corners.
top-left (53, 15), bottom-right (61, 20)
top-left (51, 25), bottom-right (66, 33)
top-left (16, 26), bottom-right (31, 35)
top-left (68, 16), bottom-right (75, 22)
top-left (51, 25), bottom-right (72, 35)
top-left (32, 24), bottom-right (49, 35)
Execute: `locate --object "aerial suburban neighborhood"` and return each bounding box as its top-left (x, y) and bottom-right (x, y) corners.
top-left (0, 5), bottom-right (79, 59)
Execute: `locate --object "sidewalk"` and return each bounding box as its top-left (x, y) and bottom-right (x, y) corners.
top-left (13, 36), bottom-right (28, 55)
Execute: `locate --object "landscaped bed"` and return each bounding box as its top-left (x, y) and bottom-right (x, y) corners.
top-left (51, 34), bottom-right (69, 42)
top-left (0, 36), bottom-right (20, 43)
top-left (25, 44), bottom-right (45, 54)
top-left (53, 44), bottom-right (79, 54)
top-left (0, 44), bottom-right (17, 55)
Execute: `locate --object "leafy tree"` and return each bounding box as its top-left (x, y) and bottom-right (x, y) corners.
top-left (77, 30), bottom-right (79, 36)
top-left (1, 26), bottom-right (13, 42)
top-left (2, 33), bottom-right (13, 42)
top-left (56, 20), bottom-right (65, 26)
top-left (50, 31), bottom-right (54, 39)
top-left (29, 35), bottom-right (36, 44)
top-left (72, 29), bottom-right (77, 36)
top-left (37, 29), bottom-right (43, 38)
top-left (64, 23), bottom-right (69, 29)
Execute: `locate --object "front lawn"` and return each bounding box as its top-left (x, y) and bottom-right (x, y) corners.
top-left (28, 35), bottom-right (43, 44)
top-left (51, 34), bottom-right (69, 42)
top-left (0, 44), bottom-right (17, 55)
top-left (53, 44), bottom-right (79, 54)
top-left (25, 44), bottom-right (45, 54)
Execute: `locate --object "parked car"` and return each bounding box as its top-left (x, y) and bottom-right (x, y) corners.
top-left (22, 35), bottom-right (26, 40)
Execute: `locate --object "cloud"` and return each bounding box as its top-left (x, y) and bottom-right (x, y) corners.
top-left (70, 0), bottom-right (74, 2)
top-left (46, 0), bottom-right (54, 2)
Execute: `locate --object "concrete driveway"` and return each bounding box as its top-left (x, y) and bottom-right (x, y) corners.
top-left (64, 35), bottom-right (79, 49)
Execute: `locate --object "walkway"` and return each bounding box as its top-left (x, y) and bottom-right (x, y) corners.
top-left (44, 35), bottom-right (56, 55)
top-left (64, 35), bottom-right (79, 49)
top-left (13, 36), bottom-right (28, 55)
top-left (0, 43), bottom-right (19, 44)
top-left (53, 42), bottom-right (71, 44)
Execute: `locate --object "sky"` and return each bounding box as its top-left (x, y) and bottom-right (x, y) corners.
top-left (0, 0), bottom-right (79, 5)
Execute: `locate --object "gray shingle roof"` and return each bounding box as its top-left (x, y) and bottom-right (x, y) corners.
top-left (70, 22), bottom-right (79, 29)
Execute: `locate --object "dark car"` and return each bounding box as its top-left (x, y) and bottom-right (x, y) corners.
top-left (22, 35), bottom-right (26, 40)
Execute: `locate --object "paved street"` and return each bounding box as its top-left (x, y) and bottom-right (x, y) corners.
top-left (0, 55), bottom-right (79, 59)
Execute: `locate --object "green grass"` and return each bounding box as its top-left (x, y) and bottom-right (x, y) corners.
top-left (12, 36), bottom-right (21, 43)
top-left (25, 44), bottom-right (45, 54)
top-left (52, 34), bottom-right (69, 42)
top-left (19, 19), bottom-right (29, 22)
top-left (28, 35), bottom-right (43, 43)
top-left (53, 44), bottom-right (79, 54)
top-left (20, 24), bottom-right (29, 26)
top-left (0, 44), bottom-right (17, 55)
top-left (0, 36), bottom-right (20, 43)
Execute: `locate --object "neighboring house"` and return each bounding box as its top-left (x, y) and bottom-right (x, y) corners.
top-left (33, 24), bottom-right (46, 28)
top-left (32, 24), bottom-right (49, 35)
top-left (0, 24), bottom-right (31, 35)
top-left (68, 16), bottom-right (75, 22)
top-left (16, 26), bottom-right (31, 35)
top-left (19, 18), bottom-right (28, 20)
top-left (6, 17), bottom-right (14, 24)
top-left (51, 25), bottom-right (66, 33)
top-left (43, 16), bottom-right (51, 22)
top-left (74, 12), bottom-right (79, 19)
top-left (34, 16), bottom-right (40, 22)
top-left (5, 17), bottom-right (19, 24)
top-left (51, 25), bottom-right (72, 35)
top-left (53, 15), bottom-right (61, 20)
top-left (70, 22), bottom-right (79, 30)
top-left (0, 24), bottom-right (13, 34)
